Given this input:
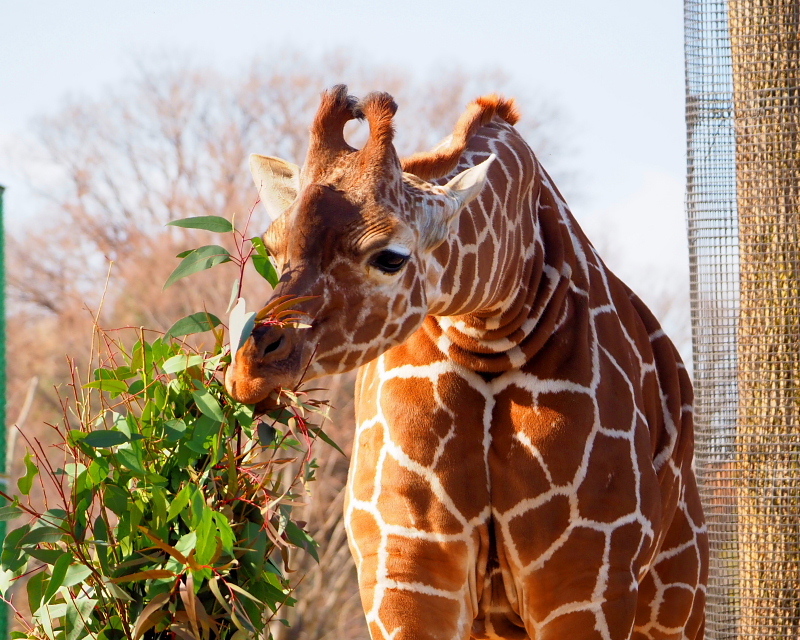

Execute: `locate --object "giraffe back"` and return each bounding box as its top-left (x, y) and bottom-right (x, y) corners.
top-left (346, 114), bottom-right (707, 640)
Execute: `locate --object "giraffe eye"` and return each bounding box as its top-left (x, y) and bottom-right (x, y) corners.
top-left (370, 249), bottom-right (409, 274)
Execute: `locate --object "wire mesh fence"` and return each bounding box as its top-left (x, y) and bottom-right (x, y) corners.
top-left (685, 0), bottom-right (800, 637)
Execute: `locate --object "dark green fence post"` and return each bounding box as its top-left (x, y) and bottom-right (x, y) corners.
top-left (0, 184), bottom-right (8, 640)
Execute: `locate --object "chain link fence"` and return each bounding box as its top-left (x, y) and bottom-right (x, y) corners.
top-left (685, 0), bottom-right (800, 637)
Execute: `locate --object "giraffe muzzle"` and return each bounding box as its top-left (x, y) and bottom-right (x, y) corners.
top-left (224, 323), bottom-right (305, 405)
top-left (249, 323), bottom-right (294, 362)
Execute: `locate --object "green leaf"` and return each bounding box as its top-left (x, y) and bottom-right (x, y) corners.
top-left (121, 413), bottom-right (136, 438)
top-left (162, 353), bottom-right (205, 375)
top-left (189, 489), bottom-right (206, 530)
top-left (163, 418), bottom-right (187, 443)
top-left (234, 404), bottom-right (254, 429)
top-left (226, 582), bottom-right (266, 604)
top-left (239, 522), bottom-right (267, 579)
top-left (167, 215), bottom-right (234, 233)
top-left (27, 570), bottom-right (46, 613)
top-left (141, 399), bottom-right (157, 424)
top-left (17, 452), bottom-right (38, 496)
top-left (187, 415), bottom-right (219, 453)
top-left (41, 508), bottom-right (68, 528)
top-left (93, 368), bottom-right (116, 381)
top-left (250, 236), bottom-right (280, 286)
top-left (192, 388), bottom-right (225, 422)
top-left (34, 602), bottom-right (67, 639)
top-left (165, 312), bottom-right (222, 339)
top-left (67, 430), bottom-right (88, 446)
top-left (249, 573), bottom-right (292, 610)
top-left (231, 599), bottom-right (258, 634)
top-left (83, 379), bottom-right (129, 395)
top-left (19, 526), bottom-right (65, 546)
top-left (131, 339), bottom-right (154, 375)
top-left (116, 448), bottom-right (146, 475)
top-left (84, 430), bottom-right (129, 448)
top-left (167, 485), bottom-right (192, 522)
top-left (1, 525), bottom-right (31, 572)
top-left (164, 244), bottom-right (232, 289)
top-left (284, 520), bottom-right (319, 562)
top-left (62, 564), bottom-right (93, 588)
top-left (103, 485), bottom-right (130, 517)
top-left (26, 548), bottom-right (69, 565)
top-left (34, 602), bottom-right (67, 640)
top-left (0, 505), bottom-right (23, 521)
top-left (152, 380), bottom-right (168, 410)
top-left (58, 463), bottom-right (87, 481)
top-left (128, 379), bottom-right (145, 396)
top-left (43, 552), bottom-right (72, 604)
top-left (149, 485), bottom-right (168, 527)
top-left (151, 337), bottom-right (173, 361)
top-left (112, 366), bottom-right (137, 380)
top-left (257, 422), bottom-right (276, 446)
top-left (227, 278), bottom-right (240, 315)
top-left (65, 597), bottom-right (97, 640)
top-left (0, 569), bottom-right (16, 598)
top-left (175, 531), bottom-right (197, 559)
top-left (310, 425), bottom-right (346, 456)
top-left (252, 254), bottom-right (280, 287)
top-left (87, 458), bottom-right (110, 485)
top-left (212, 512), bottom-right (236, 554)
top-left (250, 235), bottom-right (268, 258)
top-left (195, 508), bottom-right (216, 565)
top-left (93, 517), bottom-right (110, 574)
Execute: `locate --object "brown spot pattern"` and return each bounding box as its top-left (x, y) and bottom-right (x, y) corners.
top-left (232, 89), bottom-right (707, 639)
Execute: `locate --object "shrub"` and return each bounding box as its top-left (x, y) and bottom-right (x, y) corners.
top-left (0, 215), bottom-right (333, 640)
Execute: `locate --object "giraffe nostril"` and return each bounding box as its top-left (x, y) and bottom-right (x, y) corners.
top-left (261, 334), bottom-right (284, 358)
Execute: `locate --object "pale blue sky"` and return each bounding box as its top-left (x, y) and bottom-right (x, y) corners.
top-left (0, 0), bottom-right (689, 345)
top-left (2, 0), bottom-right (685, 195)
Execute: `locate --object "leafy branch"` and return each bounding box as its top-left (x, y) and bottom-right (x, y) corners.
top-left (1, 213), bottom-right (336, 640)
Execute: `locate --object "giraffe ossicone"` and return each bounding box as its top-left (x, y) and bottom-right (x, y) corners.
top-left (225, 85), bottom-right (708, 640)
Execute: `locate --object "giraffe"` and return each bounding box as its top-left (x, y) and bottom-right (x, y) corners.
top-left (224, 85), bottom-right (708, 640)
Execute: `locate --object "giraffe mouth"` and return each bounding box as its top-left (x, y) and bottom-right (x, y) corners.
top-left (252, 391), bottom-right (282, 415)
top-left (224, 367), bottom-right (276, 405)
top-left (224, 329), bottom-right (310, 408)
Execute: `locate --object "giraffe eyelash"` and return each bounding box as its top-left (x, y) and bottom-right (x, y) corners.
top-left (370, 249), bottom-right (410, 274)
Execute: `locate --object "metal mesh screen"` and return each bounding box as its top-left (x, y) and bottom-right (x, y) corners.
top-left (685, 2), bottom-right (741, 637)
top-left (686, 0), bottom-right (800, 638)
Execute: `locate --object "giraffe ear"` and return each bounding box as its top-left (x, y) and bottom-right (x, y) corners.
top-left (250, 154), bottom-right (300, 222)
top-left (419, 154), bottom-right (496, 250)
top-left (442, 154), bottom-right (496, 208)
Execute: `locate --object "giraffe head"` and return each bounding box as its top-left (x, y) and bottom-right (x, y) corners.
top-left (224, 85), bottom-right (495, 405)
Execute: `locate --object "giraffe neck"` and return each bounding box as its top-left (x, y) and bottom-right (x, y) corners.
top-left (421, 124), bottom-right (583, 373)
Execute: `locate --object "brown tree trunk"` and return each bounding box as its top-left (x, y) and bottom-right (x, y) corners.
top-left (730, 1), bottom-right (800, 637)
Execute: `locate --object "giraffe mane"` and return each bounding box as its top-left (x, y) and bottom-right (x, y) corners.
top-left (401, 94), bottom-right (520, 180)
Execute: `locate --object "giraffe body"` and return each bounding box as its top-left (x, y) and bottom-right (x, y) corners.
top-left (225, 87), bottom-right (708, 640)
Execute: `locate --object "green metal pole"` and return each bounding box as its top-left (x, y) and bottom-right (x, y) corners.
top-left (0, 185), bottom-right (8, 640)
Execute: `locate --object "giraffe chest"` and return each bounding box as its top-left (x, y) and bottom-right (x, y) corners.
top-left (351, 336), bottom-right (661, 543)
top-left (349, 323), bottom-right (684, 636)
top-left (352, 317), bottom-right (662, 518)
